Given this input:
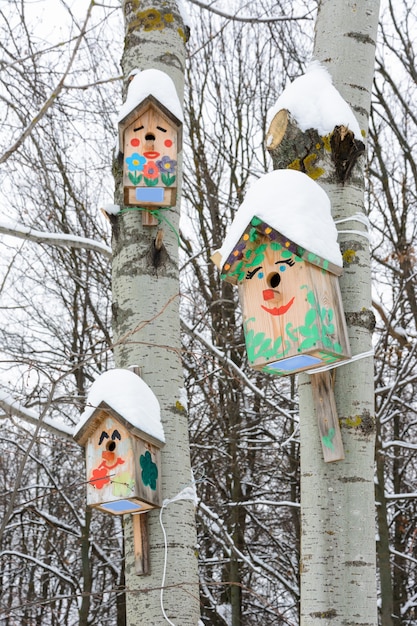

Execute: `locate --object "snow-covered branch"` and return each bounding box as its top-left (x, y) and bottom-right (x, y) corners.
top-left (0, 220), bottom-right (111, 259)
top-left (0, 391), bottom-right (74, 441)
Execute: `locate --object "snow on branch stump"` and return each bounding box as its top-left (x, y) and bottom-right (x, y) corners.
top-left (265, 62), bottom-right (365, 184)
top-left (212, 170), bottom-right (350, 462)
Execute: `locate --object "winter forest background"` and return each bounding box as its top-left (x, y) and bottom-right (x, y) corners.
top-left (0, 0), bottom-right (416, 624)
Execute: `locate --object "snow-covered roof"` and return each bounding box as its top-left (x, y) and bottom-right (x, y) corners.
top-left (117, 68), bottom-right (183, 124)
top-left (214, 169), bottom-right (343, 273)
top-left (73, 369), bottom-right (165, 444)
top-left (266, 61), bottom-right (362, 143)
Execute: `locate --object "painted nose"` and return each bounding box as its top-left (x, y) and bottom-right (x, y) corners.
top-left (263, 289), bottom-right (275, 301)
top-left (102, 450), bottom-right (115, 462)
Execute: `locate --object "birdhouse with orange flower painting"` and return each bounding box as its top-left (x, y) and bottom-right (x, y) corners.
top-left (211, 170), bottom-right (351, 376)
top-left (118, 69), bottom-right (183, 209)
top-left (73, 369), bottom-right (165, 515)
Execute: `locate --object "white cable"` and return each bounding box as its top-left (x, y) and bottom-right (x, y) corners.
top-left (305, 349), bottom-right (374, 375)
top-left (159, 484), bottom-right (197, 625)
top-left (334, 213), bottom-right (370, 228)
top-left (334, 213), bottom-right (371, 240)
top-left (337, 228), bottom-right (371, 240)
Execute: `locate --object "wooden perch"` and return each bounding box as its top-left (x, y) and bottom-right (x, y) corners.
top-left (133, 513), bottom-right (150, 575)
top-left (310, 371), bottom-right (345, 463)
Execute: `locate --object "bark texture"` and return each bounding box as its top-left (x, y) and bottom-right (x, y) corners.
top-left (298, 2), bottom-right (380, 624)
top-left (112, 2), bottom-right (199, 624)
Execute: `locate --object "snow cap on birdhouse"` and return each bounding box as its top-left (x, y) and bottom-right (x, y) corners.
top-left (211, 170), bottom-right (351, 375)
top-left (73, 369), bottom-right (165, 515)
top-left (118, 69), bottom-right (183, 209)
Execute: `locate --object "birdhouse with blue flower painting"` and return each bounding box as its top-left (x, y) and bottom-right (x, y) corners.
top-left (211, 170), bottom-right (351, 376)
top-left (118, 69), bottom-right (183, 209)
top-left (73, 369), bottom-right (165, 515)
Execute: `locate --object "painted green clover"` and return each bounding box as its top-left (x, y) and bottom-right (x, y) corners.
top-left (140, 450), bottom-right (158, 490)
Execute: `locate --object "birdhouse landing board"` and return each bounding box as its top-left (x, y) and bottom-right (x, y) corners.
top-left (217, 218), bottom-right (350, 375)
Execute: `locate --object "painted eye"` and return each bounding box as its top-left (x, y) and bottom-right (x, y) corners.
top-left (258, 272), bottom-right (264, 279)
top-left (268, 273), bottom-right (281, 289)
top-left (279, 265), bottom-right (286, 272)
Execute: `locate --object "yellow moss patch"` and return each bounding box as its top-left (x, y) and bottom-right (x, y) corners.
top-left (130, 9), bottom-right (164, 32)
top-left (178, 27), bottom-right (187, 42)
top-left (322, 134), bottom-right (332, 152)
top-left (164, 13), bottom-right (174, 22)
top-left (345, 415), bottom-right (362, 428)
top-left (303, 153), bottom-right (325, 179)
top-left (343, 249), bottom-right (357, 264)
top-left (288, 159), bottom-right (301, 171)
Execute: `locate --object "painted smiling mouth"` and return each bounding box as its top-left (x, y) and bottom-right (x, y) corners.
top-left (143, 151), bottom-right (160, 159)
top-left (261, 296), bottom-right (295, 316)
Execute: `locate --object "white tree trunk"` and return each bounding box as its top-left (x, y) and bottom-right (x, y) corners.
top-left (299, 1), bottom-right (380, 624)
top-left (112, 2), bottom-right (199, 624)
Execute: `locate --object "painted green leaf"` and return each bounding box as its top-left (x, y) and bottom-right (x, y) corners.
top-left (322, 427), bottom-right (335, 451)
top-left (305, 308), bottom-right (317, 327)
top-left (128, 172), bottom-right (142, 185)
top-left (258, 337), bottom-right (274, 358)
top-left (307, 290), bottom-right (316, 306)
top-left (286, 322), bottom-right (298, 342)
top-left (161, 173), bottom-right (176, 186)
top-left (299, 337), bottom-right (318, 350)
top-left (144, 177), bottom-right (159, 187)
top-left (281, 248), bottom-right (293, 259)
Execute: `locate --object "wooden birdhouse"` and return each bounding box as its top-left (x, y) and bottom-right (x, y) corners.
top-left (73, 369), bottom-right (165, 515)
top-left (118, 69), bottom-right (183, 210)
top-left (212, 170), bottom-right (351, 376)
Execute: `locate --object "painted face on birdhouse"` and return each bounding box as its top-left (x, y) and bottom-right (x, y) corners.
top-left (88, 418), bottom-right (135, 497)
top-left (240, 240), bottom-right (303, 314)
top-left (235, 239), bottom-right (345, 371)
top-left (123, 107), bottom-right (178, 190)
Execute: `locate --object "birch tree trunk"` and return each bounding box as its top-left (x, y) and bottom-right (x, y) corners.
top-left (298, 2), bottom-right (380, 624)
top-left (111, 2), bottom-right (199, 624)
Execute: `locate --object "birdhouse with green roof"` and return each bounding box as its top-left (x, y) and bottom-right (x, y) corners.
top-left (73, 369), bottom-right (165, 515)
top-left (212, 170), bottom-right (351, 376)
top-left (118, 69), bottom-right (183, 209)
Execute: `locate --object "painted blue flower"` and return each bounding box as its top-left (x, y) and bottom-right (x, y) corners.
top-left (125, 153), bottom-right (146, 172)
